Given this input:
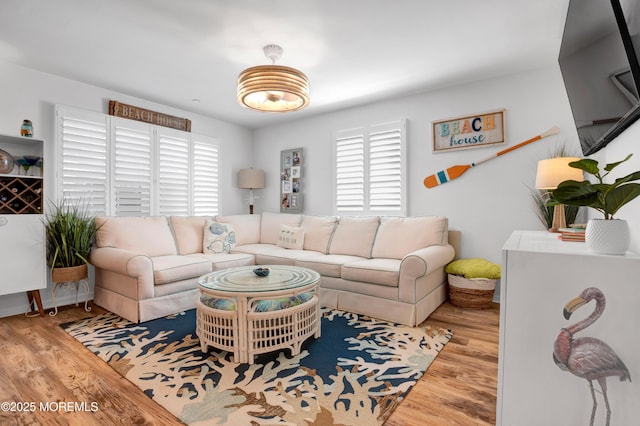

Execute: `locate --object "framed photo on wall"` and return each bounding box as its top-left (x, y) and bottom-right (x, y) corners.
top-left (280, 148), bottom-right (303, 213)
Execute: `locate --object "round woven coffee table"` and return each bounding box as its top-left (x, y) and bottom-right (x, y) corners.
top-left (196, 265), bottom-right (321, 364)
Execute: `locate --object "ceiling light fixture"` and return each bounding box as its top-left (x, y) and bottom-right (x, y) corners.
top-left (237, 44), bottom-right (310, 113)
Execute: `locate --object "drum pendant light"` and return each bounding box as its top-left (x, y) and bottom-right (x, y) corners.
top-left (237, 44), bottom-right (310, 112)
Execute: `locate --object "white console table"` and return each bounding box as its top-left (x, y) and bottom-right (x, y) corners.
top-left (498, 230), bottom-right (640, 425)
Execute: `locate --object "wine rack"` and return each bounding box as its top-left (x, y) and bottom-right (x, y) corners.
top-left (0, 176), bottom-right (43, 214)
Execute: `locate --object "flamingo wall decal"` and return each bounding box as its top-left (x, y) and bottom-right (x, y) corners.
top-left (553, 287), bottom-right (631, 426)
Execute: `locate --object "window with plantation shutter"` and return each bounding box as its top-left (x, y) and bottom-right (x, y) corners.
top-left (369, 122), bottom-right (404, 213)
top-left (56, 107), bottom-right (109, 216)
top-left (112, 118), bottom-right (152, 216)
top-left (56, 105), bottom-right (220, 216)
top-left (158, 129), bottom-right (190, 216)
top-left (334, 119), bottom-right (406, 215)
top-left (192, 136), bottom-right (220, 215)
top-left (334, 128), bottom-right (365, 212)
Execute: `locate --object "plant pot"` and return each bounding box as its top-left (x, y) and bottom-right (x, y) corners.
top-left (51, 264), bottom-right (88, 283)
top-left (585, 219), bottom-right (630, 255)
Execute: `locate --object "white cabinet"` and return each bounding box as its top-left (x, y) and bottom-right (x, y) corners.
top-left (0, 134), bottom-right (46, 311)
top-left (0, 215), bottom-right (46, 295)
top-left (498, 231), bottom-right (640, 426)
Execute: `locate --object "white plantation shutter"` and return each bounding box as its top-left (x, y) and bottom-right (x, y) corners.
top-left (192, 135), bottom-right (220, 215)
top-left (335, 128), bottom-right (365, 212)
top-left (56, 105), bottom-right (221, 216)
top-left (369, 121), bottom-right (404, 212)
top-left (112, 119), bottom-right (152, 216)
top-left (334, 119), bottom-right (406, 215)
top-left (56, 107), bottom-right (109, 216)
top-left (158, 129), bottom-right (190, 216)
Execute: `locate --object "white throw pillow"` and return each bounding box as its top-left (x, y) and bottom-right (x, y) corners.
top-left (203, 219), bottom-right (236, 254)
top-left (276, 225), bottom-right (305, 250)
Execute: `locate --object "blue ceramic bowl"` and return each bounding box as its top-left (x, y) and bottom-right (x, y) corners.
top-left (253, 267), bottom-right (270, 277)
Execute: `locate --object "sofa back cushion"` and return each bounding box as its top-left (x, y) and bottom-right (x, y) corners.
top-left (300, 215), bottom-right (337, 253)
top-left (169, 216), bottom-right (208, 255)
top-left (95, 216), bottom-right (177, 257)
top-left (329, 216), bottom-right (380, 258)
top-left (216, 214), bottom-right (261, 246)
top-left (372, 216), bottom-right (448, 259)
top-left (260, 212), bottom-right (302, 244)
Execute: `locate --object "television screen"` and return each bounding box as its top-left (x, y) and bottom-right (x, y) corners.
top-left (559, 0), bottom-right (640, 155)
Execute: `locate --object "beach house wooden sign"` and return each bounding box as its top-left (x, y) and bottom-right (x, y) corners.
top-left (432, 109), bottom-right (505, 152)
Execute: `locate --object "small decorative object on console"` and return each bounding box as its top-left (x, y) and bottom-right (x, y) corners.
top-left (20, 120), bottom-right (33, 137)
top-left (0, 148), bottom-right (14, 174)
top-left (253, 267), bottom-right (270, 277)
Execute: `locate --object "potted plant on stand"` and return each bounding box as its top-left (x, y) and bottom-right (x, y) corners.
top-left (44, 200), bottom-right (98, 283)
top-left (549, 154), bottom-right (640, 254)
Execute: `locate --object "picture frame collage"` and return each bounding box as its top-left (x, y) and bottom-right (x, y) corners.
top-left (280, 147), bottom-right (303, 213)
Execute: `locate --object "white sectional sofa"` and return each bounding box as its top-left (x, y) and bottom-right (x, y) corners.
top-left (89, 212), bottom-right (458, 326)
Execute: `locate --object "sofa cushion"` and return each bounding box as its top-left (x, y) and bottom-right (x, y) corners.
top-left (300, 215), bottom-right (337, 253)
top-left (95, 216), bottom-right (177, 257)
top-left (276, 225), bottom-right (305, 250)
top-left (295, 254), bottom-right (366, 278)
top-left (260, 212), bottom-right (302, 244)
top-left (215, 214), bottom-right (261, 245)
top-left (186, 252), bottom-right (255, 271)
top-left (233, 243), bottom-right (285, 256)
top-left (256, 249), bottom-right (325, 266)
top-left (329, 216), bottom-right (380, 258)
top-left (341, 258), bottom-right (401, 287)
top-left (169, 216), bottom-right (208, 255)
top-left (372, 216), bottom-right (448, 259)
top-left (203, 220), bottom-right (236, 254)
top-left (151, 255), bottom-right (212, 285)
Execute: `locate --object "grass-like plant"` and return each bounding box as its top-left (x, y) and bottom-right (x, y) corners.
top-left (530, 188), bottom-right (580, 230)
top-left (44, 200), bottom-right (98, 269)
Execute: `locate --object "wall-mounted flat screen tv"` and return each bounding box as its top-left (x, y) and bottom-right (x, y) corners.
top-left (559, 0), bottom-right (640, 155)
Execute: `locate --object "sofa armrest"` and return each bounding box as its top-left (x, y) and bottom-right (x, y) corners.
top-left (90, 247), bottom-right (153, 278)
top-left (398, 244), bottom-right (455, 303)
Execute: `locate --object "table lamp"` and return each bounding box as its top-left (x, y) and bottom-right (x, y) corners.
top-left (535, 157), bottom-right (583, 232)
top-left (238, 168), bottom-right (265, 214)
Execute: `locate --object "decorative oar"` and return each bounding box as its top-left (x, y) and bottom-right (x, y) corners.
top-left (424, 126), bottom-right (560, 188)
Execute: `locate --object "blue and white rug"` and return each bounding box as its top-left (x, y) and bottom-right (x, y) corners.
top-left (62, 308), bottom-right (452, 425)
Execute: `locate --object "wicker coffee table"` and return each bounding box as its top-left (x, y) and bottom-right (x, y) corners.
top-left (196, 265), bottom-right (321, 364)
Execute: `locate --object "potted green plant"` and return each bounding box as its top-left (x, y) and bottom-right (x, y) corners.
top-left (549, 154), bottom-right (640, 254)
top-left (44, 199), bottom-right (98, 282)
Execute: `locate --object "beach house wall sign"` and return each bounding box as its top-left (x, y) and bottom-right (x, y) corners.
top-left (432, 109), bottom-right (505, 152)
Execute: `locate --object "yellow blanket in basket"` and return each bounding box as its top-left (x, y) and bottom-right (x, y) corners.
top-left (445, 258), bottom-right (501, 279)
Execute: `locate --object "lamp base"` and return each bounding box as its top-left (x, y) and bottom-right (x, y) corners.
top-left (549, 204), bottom-right (566, 233)
top-left (249, 204), bottom-right (254, 215)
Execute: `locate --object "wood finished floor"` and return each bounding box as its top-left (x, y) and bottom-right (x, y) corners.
top-left (0, 301), bottom-right (499, 425)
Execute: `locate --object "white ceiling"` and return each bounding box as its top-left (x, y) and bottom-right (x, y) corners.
top-left (0, 0), bottom-right (570, 129)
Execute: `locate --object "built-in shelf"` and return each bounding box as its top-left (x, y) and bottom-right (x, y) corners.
top-left (0, 176), bottom-right (43, 214)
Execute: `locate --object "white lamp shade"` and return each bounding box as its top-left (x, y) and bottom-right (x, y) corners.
top-left (535, 157), bottom-right (583, 189)
top-left (238, 168), bottom-right (265, 189)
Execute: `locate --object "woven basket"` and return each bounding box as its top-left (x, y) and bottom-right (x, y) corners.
top-left (448, 273), bottom-right (496, 309)
top-left (51, 264), bottom-right (88, 283)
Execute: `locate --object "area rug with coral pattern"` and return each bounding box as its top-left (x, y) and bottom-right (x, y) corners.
top-left (61, 308), bottom-right (452, 425)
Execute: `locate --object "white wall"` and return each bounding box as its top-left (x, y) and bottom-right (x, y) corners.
top-left (0, 60), bottom-right (252, 317)
top-left (600, 121), bottom-right (640, 254)
top-left (253, 65), bottom-right (581, 263)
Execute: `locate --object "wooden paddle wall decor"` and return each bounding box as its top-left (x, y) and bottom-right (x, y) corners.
top-left (424, 126), bottom-right (560, 188)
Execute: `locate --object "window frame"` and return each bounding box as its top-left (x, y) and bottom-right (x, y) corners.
top-left (333, 119), bottom-right (407, 216)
